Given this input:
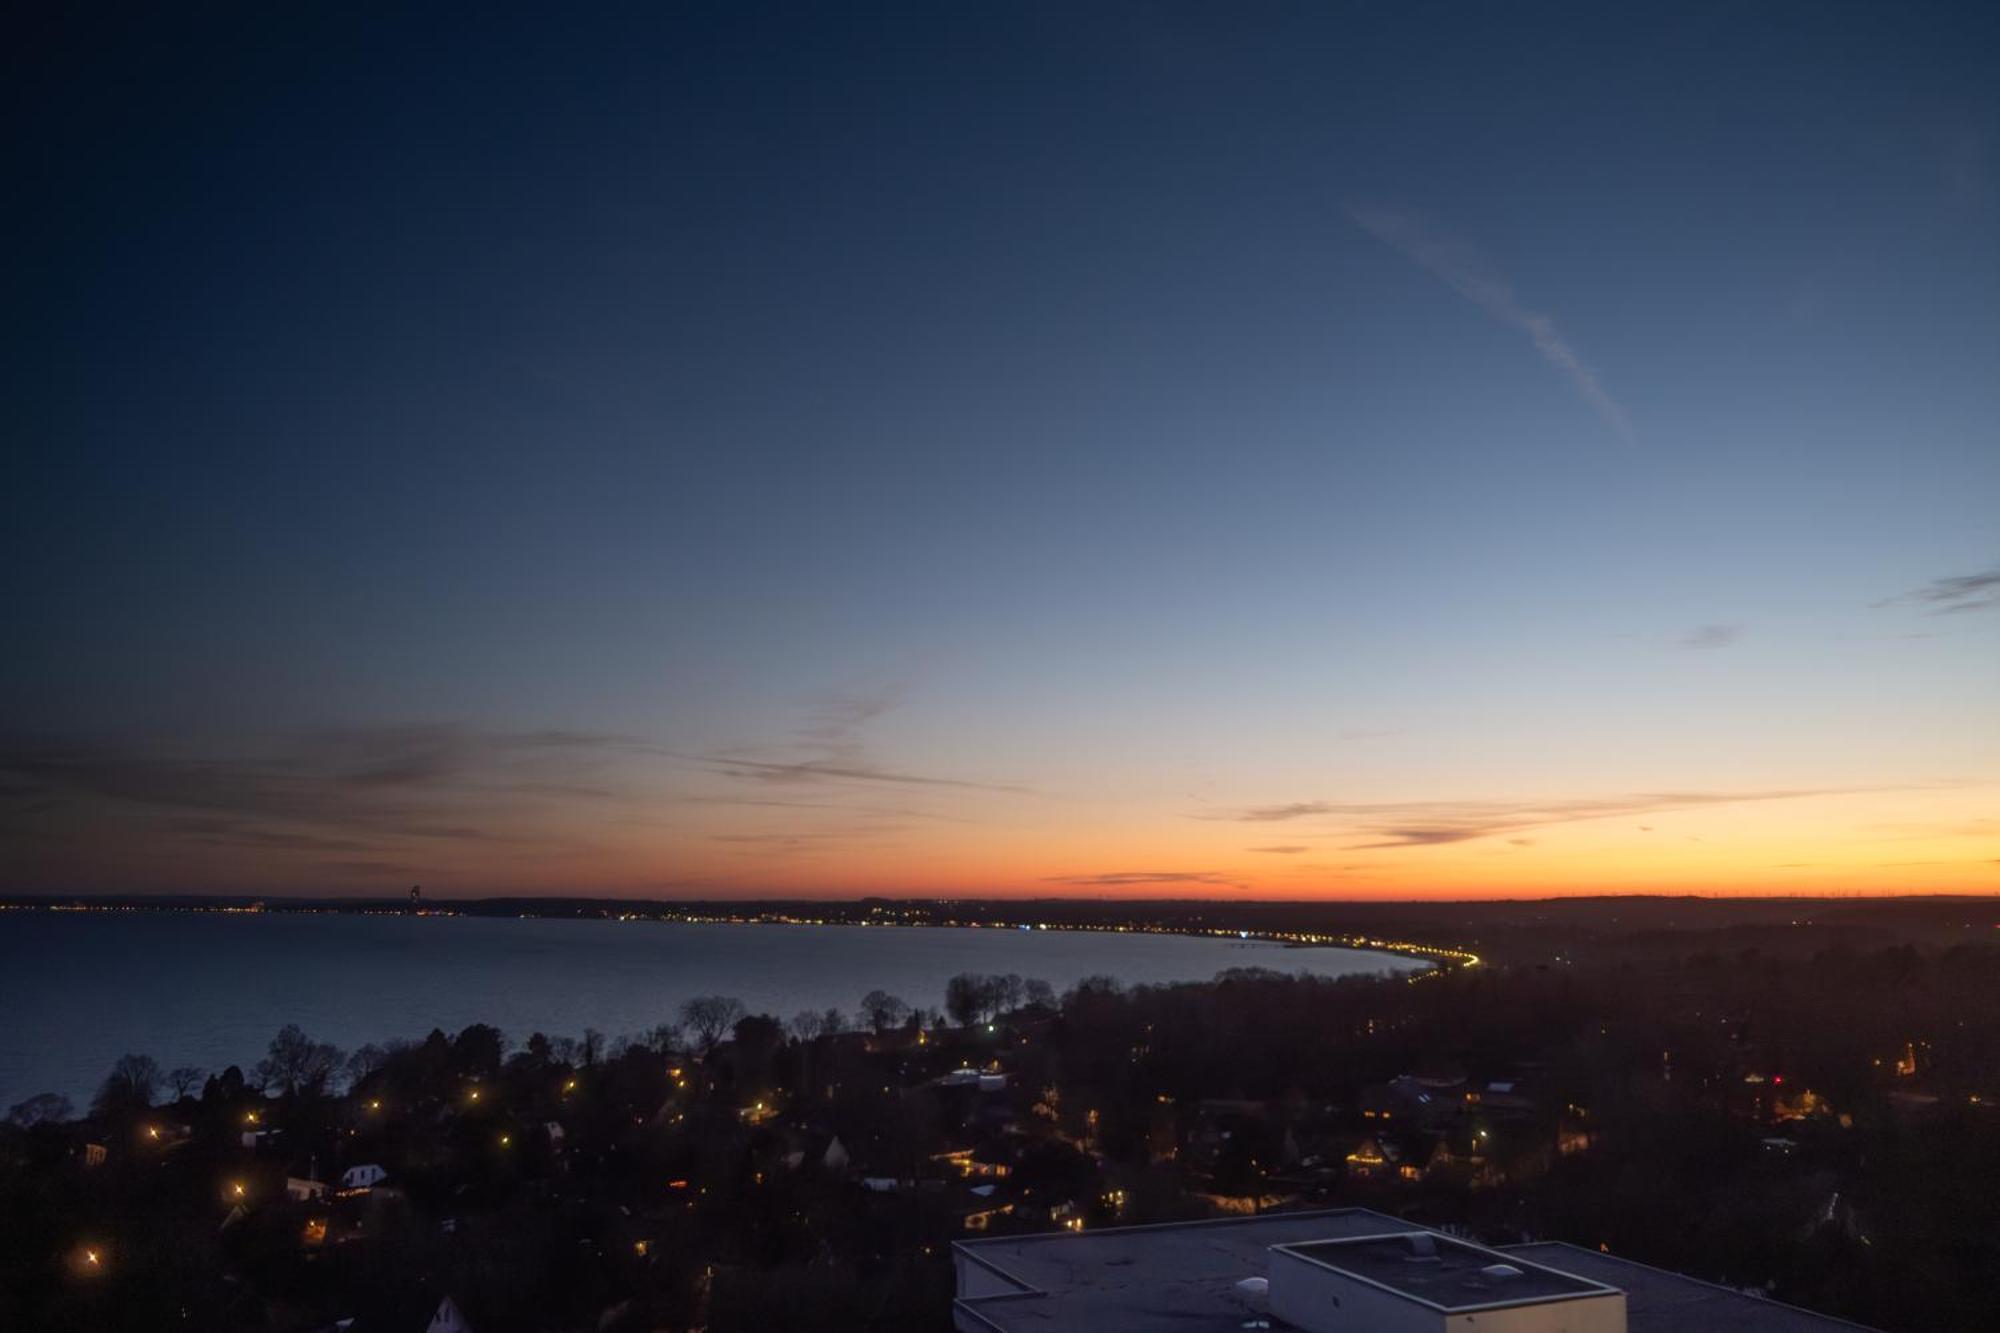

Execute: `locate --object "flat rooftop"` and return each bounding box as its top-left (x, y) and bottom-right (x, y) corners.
top-left (1276, 1232), bottom-right (1613, 1312)
top-left (955, 1208), bottom-right (1409, 1332)
top-left (953, 1210), bottom-right (1879, 1333)
top-left (1503, 1243), bottom-right (1882, 1333)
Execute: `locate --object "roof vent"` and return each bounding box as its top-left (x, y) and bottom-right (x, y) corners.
top-left (1481, 1263), bottom-right (1525, 1280)
top-left (1404, 1234), bottom-right (1440, 1261)
top-left (1232, 1276), bottom-right (1270, 1312)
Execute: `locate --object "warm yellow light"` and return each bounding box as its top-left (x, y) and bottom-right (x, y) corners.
top-left (499, 1135), bottom-right (511, 1146)
top-left (231, 1181), bottom-right (246, 1197)
top-left (469, 1089), bottom-right (481, 1101)
top-left (146, 1126), bottom-right (160, 1140)
top-left (85, 1249), bottom-right (100, 1265)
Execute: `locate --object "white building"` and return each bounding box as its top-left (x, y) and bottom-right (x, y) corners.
top-left (426, 1296), bottom-right (472, 1333)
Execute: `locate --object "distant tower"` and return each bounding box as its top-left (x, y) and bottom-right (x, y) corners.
top-left (410, 884), bottom-right (422, 912)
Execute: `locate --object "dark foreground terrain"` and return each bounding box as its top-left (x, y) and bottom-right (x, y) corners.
top-left (3, 894), bottom-right (1997, 1330)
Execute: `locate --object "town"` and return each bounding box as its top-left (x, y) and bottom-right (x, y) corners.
top-left (6, 905), bottom-right (1996, 1331)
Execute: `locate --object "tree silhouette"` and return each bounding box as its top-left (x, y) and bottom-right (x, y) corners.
top-left (680, 996), bottom-right (746, 1058)
top-left (860, 990), bottom-right (909, 1033)
top-left (8, 1092), bottom-right (74, 1127)
top-left (93, 1053), bottom-right (161, 1118)
top-left (945, 974), bottom-right (985, 1027)
top-left (253, 1025), bottom-right (344, 1097)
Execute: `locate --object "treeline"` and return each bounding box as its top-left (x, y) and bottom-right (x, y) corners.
top-left (6, 972), bottom-right (1078, 1129)
top-left (6, 947), bottom-right (1999, 1331)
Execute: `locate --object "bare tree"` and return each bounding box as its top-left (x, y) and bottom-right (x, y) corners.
top-left (343, 1044), bottom-right (388, 1087)
top-left (860, 990), bottom-right (910, 1033)
top-left (646, 1021), bottom-right (687, 1054)
top-left (946, 973), bottom-right (985, 1027)
top-left (679, 996), bottom-right (746, 1057)
top-left (93, 1053), bottom-right (161, 1118)
top-left (789, 1010), bottom-right (828, 1042)
top-left (254, 1025), bottom-right (344, 1097)
top-left (167, 1065), bottom-right (206, 1101)
top-left (1024, 978), bottom-right (1056, 1009)
top-left (451, 1023), bottom-right (506, 1075)
top-left (1064, 974), bottom-right (1123, 1005)
top-left (8, 1092), bottom-right (74, 1127)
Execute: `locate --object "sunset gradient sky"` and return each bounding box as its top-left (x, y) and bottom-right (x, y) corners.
top-left (4, 4), bottom-right (1996, 899)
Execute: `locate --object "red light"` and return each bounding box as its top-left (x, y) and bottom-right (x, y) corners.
top-left (1773, 1075), bottom-right (1784, 1085)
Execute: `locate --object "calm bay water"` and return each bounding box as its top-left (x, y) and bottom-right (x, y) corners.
top-left (0, 912), bottom-right (1423, 1106)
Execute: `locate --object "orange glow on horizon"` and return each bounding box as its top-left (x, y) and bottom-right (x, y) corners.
top-left (13, 760), bottom-right (1996, 902)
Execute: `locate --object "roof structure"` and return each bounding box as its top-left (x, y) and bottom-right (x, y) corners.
top-left (1502, 1243), bottom-right (1883, 1333)
top-left (955, 1209), bottom-right (1408, 1332)
top-left (952, 1209), bottom-right (1879, 1333)
top-left (1274, 1233), bottom-right (1612, 1313)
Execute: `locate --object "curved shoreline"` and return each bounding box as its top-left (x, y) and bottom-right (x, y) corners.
top-left (0, 899), bottom-right (1479, 976)
top-left (0, 912), bottom-right (1444, 1107)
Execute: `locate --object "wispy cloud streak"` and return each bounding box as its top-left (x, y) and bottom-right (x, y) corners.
top-left (1680, 623), bottom-right (1744, 650)
top-left (0, 726), bottom-right (654, 886)
top-left (684, 683), bottom-right (1032, 796)
top-left (1876, 566), bottom-right (2000, 615)
top-left (1045, 871), bottom-right (1242, 888)
top-left (689, 753), bottom-right (1030, 794)
top-left (1208, 784), bottom-right (1940, 849)
top-left (1350, 205), bottom-right (1636, 444)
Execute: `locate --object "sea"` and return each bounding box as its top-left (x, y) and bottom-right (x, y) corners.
top-left (0, 911), bottom-right (1424, 1107)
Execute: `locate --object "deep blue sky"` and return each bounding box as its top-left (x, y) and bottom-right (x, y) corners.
top-left (4, 3), bottom-right (1996, 896)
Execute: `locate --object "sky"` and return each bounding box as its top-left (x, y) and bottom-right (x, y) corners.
top-left (3, 3), bottom-right (1996, 900)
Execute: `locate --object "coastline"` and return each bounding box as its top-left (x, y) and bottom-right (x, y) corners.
top-left (0, 896), bottom-right (1473, 977)
top-left (0, 913), bottom-right (1432, 1108)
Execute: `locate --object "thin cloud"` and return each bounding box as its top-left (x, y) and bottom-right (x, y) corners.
top-left (687, 685), bottom-right (1033, 796)
top-left (1876, 567), bottom-right (2000, 615)
top-left (325, 859), bottom-right (422, 879)
top-left (162, 817), bottom-right (376, 855)
top-left (709, 830), bottom-right (902, 857)
top-left (1045, 871), bottom-right (1241, 888)
top-left (1350, 205), bottom-right (1636, 444)
top-left (1205, 784), bottom-right (1938, 849)
top-left (0, 725), bottom-right (644, 885)
top-left (1247, 845), bottom-right (1310, 854)
top-left (792, 683), bottom-right (907, 748)
top-left (676, 794), bottom-right (973, 823)
top-left (1680, 623), bottom-right (1744, 650)
top-left (692, 753), bottom-right (1031, 794)
top-left (1232, 801), bottom-right (1334, 823)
